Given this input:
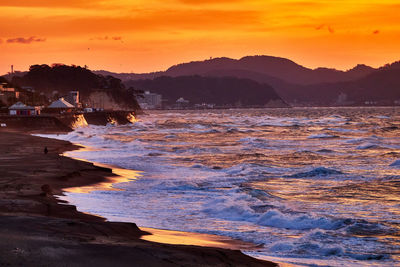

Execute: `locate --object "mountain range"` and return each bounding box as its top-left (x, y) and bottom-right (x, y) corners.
top-left (96, 55), bottom-right (400, 106)
top-left (95, 55), bottom-right (376, 85)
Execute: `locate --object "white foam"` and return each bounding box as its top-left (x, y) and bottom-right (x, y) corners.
top-left (41, 109), bottom-right (400, 266)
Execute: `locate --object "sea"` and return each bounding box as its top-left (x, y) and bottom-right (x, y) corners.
top-left (39, 107), bottom-right (400, 266)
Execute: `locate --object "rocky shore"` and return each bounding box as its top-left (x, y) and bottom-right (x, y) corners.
top-left (0, 130), bottom-right (276, 266)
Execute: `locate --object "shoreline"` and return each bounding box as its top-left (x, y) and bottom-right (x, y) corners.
top-left (58, 146), bottom-right (258, 251)
top-left (0, 129), bottom-right (276, 266)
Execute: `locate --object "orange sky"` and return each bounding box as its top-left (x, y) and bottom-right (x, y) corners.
top-left (1, 0), bottom-right (399, 75)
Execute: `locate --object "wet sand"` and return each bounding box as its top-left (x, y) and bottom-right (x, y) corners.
top-left (0, 130), bottom-right (276, 266)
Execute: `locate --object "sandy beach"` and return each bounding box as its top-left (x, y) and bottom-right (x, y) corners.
top-left (0, 130), bottom-right (276, 266)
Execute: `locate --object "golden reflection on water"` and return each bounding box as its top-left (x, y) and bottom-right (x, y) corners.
top-left (63, 144), bottom-right (142, 194)
top-left (64, 170), bottom-right (141, 194)
top-left (140, 227), bottom-right (256, 250)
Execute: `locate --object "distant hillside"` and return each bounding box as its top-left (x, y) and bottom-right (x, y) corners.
top-left (94, 70), bottom-right (163, 82)
top-left (165, 56), bottom-right (377, 85)
top-left (126, 75), bottom-right (288, 107)
top-left (98, 55), bottom-right (385, 106)
top-left (23, 57), bottom-right (398, 107)
top-left (281, 61), bottom-right (400, 105)
top-left (11, 64), bottom-right (140, 109)
top-left (97, 55), bottom-right (377, 85)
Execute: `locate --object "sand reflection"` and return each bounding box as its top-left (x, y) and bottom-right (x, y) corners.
top-left (140, 227), bottom-right (256, 251)
top-left (63, 145), bottom-right (142, 194)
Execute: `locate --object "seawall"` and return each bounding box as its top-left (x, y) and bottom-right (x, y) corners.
top-left (0, 111), bottom-right (136, 133)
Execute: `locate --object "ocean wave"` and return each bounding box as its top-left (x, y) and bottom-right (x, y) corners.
top-left (390, 160), bottom-right (400, 167)
top-left (327, 127), bottom-right (367, 133)
top-left (316, 149), bottom-right (335, 153)
top-left (43, 110), bottom-right (400, 266)
top-left (345, 220), bottom-right (394, 236)
top-left (356, 143), bottom-right (385, 150)
top-left (308, 133), bottom-right (339, 139)
top-left (286, 167), bottom-right (343, 178)
top-left (202, 196), bottom-right (352, 231)
top-left (257, 210), bottom-right (345, 230)
top-left (174, 147), bottom-right (222, 154)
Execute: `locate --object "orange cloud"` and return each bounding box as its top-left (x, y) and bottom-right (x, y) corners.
top-left (176, 0), bottom-right (243, 4)
top-left (6, 36), bottom-right (46, 44)
top-left (0, 0), bottom-right (103, 8)
top-left (90, 36), bottom-right (123, 41)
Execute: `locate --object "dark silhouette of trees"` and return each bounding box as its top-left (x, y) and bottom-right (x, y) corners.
top-left (11, 64), bottom-right (140, 109)
top-left (126, 75), bottom-right (284, 107)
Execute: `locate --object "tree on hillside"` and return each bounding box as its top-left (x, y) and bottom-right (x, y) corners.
top-left (11, 64), bottom-right (140, 110)
top-left (126, 75), bottom-right (285, 107)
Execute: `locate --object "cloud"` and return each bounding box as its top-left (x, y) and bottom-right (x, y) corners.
top-left (6, 36), bottom-right (46, 44)
top-left (90, 36), bottom-right (109, 40)
top-left (373, 30), bottom-right (380, 34)
top-left (177, 0), bottom-right (242, 4)
top-left (315, 24), bottom-right (335, 34)
top-left (90, 36), bottom-right (123, 41)
top-left (0, 0), bottom-right (103, 8)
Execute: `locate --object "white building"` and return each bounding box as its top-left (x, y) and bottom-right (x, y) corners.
top-left (47, 98), bottom-right (75, 113)
top-left (137, 91), bottom-right (162, 109)
top-left (175, 97), bottom-right (190, 109)
top-left (9, 102), bottom-right (40, 116)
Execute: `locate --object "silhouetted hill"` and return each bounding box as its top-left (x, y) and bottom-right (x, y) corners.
top-left (127, 75), bottom-right (288, 107)
top-left (280, 61), bottom-right (400, 105)
top-left (2, 71), bottom-right (27, 81)
top-left (11, 64), bottom-right (140, 109)
top-left (100, 55), bottom-right (376, 85)
top-left (349, 61), bottom-right (400, 103)
top-left (346, 64), bottom-right (376, 77)
top-left (94, 70), bottom-right (163, 81)
top-left (94, 57), bottom-right (399, 106)
top-left (165, 56), bottom-right (377, 85)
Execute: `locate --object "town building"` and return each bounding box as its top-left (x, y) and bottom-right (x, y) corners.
top-left (65, 91), bottom-right (81, 107)
top-left (0, 83), bottom-right (20, 105)
top-left (47, 98), bottom-right (75, 113)
top-left (9, 102), bottom-right (40, 116)
top-left (175, 97), bottom-right (190, 109)
top-left (137, 91), bottom-right (162, 109)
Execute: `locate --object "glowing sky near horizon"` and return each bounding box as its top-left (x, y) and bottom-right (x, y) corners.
top-left (0, 0), bottom-right (399, 74)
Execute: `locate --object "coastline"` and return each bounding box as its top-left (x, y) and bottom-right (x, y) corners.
top-left (0, 129), bottom-right (276, 266)
top-left (58, 148), bottom-right (259, 251)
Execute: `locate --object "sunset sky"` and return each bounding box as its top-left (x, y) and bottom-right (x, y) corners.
top-left (1, 0), bottom-right (399, 74)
